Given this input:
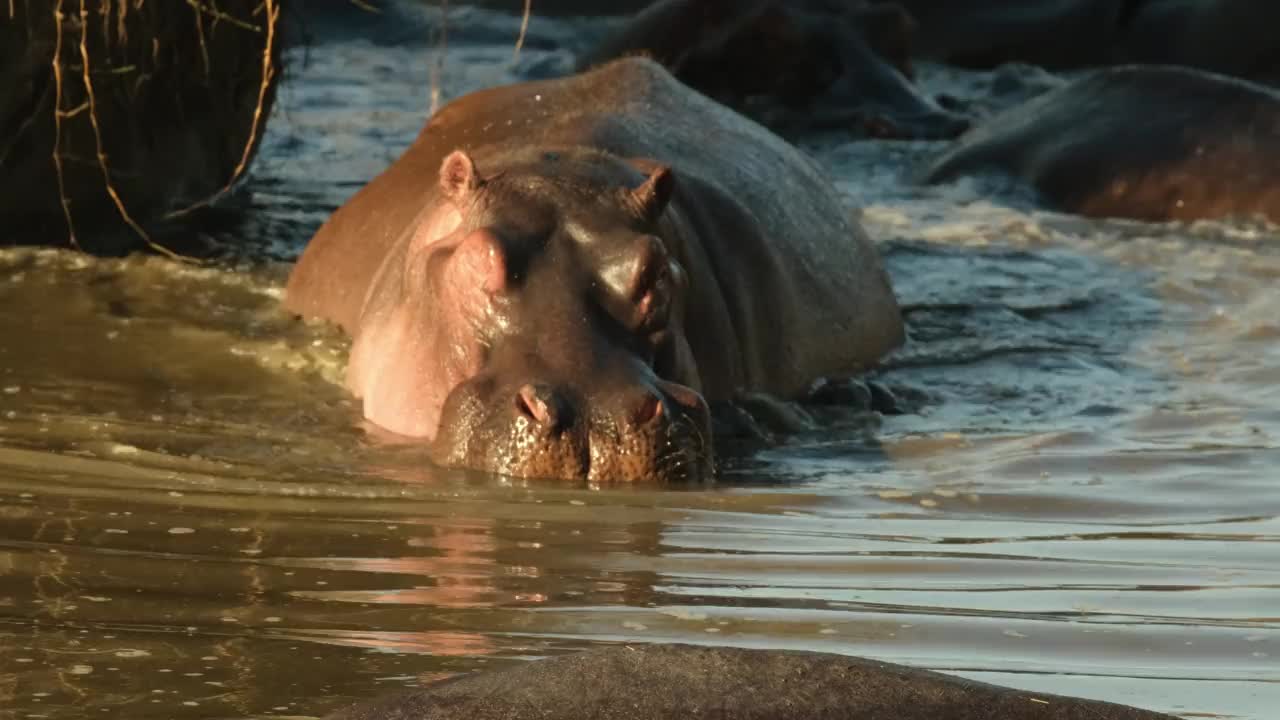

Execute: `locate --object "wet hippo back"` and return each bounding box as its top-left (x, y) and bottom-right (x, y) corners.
top-left (325, 643), bottom-right (1179, 720)
top-left (922, 65), bottom-right (1280, 223)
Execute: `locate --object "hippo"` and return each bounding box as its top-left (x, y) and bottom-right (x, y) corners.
top-left (922, 65), bottom-right (1280, 224)
top-left (577, 0), bottom-right (969, 140)
top-left (284, 57), bottom-right (905, 484)
top-left (323, 643), bottom-right (1180, 720)
top-left (890, 0), bottom-right (1280, 83)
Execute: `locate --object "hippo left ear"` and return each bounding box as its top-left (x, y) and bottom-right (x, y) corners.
top-left (440, 150), bottom-right (483, 202)
top-left (630, 165), bottom-right (676, 224)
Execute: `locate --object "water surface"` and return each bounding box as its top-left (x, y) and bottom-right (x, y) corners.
top-left (1, 7), bottom-right (1276, 719)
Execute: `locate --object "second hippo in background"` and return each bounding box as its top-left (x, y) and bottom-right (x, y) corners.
top-left (923, 65), bottom-right (1280, 224)
top-left (577, 0), bottom-right (970, 140)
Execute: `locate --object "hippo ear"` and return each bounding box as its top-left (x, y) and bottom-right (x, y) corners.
top-left (440, 150), bottom-right (482, 202)
top-left (630, 165), bottom-right (675, 224)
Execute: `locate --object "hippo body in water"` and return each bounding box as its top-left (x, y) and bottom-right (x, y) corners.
top-left (577, 0), bottom-right (970, 139)
top-left (285, 57), bottom-right (904, 484)
top-left (325, 644), bottom-right (1179, 720)
top-left (923, 65), bottom-right (1280, 224)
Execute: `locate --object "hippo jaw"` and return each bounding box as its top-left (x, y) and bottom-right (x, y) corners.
top-left (347, 148), bottom-right (716, 484)
top-left (429, 362), bottom-right (714, 486)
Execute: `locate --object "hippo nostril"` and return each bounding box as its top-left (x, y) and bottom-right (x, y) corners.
top-left (516, 383), bottom-right (567, 431)
top-left (633, 394), bottom-right (663, 426)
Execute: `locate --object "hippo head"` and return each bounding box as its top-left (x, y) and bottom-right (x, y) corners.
top-left (347, 148), bottom-right (713, 485)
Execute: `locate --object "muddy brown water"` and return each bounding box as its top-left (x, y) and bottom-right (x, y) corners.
top-left (1, 8), bottom-right (1277, 719)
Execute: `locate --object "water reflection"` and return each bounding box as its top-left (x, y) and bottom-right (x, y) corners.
top-left (1, 463), bottom-right (1275, 718)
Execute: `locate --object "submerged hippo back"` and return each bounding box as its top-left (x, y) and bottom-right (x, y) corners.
top-left (327, 644), bottom-right (1179, 720)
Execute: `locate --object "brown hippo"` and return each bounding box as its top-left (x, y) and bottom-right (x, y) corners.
top-left (891, 0), bottom-right (1280, 83)
top-left (285, 57), bottom-right (904, 484)
top-left (922, 65), bottom-right (1280, 224)
top-left (324, 644), bottom-right (1181, 720)
top-left (577, 0), bottom-right (970, 140)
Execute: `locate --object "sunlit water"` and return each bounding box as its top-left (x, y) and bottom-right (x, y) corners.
top-left (1, 7), bottom-right (1276, 719)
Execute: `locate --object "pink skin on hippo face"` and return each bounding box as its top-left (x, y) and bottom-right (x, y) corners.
top-left (346, 203), bottom-right (492, 440)
top-left (345, 149), bottom-right (713, 484)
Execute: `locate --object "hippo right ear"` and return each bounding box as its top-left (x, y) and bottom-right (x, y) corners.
top-left (440, 150), bottom-right (483, 202)
top-left (630, 164), bottom-right (676, 224)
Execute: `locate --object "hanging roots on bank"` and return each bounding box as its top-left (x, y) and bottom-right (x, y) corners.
top-left (11, 0), bottom-right (541, 255)
top-left (17, 0), bottom-right (281, 257)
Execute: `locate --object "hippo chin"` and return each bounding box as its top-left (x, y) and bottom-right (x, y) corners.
top-left (285, 57), bottom-right (904, 484)
top-left (323, 644), bottom-right (1180, 720)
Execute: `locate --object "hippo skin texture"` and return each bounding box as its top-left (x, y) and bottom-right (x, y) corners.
top-left (324, 643), bottom-right (1181, 720)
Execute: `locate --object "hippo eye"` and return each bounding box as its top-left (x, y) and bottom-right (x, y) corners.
top-left (593, 235), bottom-right (678, 336)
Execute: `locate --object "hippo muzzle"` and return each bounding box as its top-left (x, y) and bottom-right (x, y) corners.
top-left (431, 355), bottom-right (713, 485)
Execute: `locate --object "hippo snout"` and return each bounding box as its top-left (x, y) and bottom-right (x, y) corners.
top-left (433, 375), bottom-right (714, 485)
top-left (514, 383), bottom-right (578, 436)
top-left (515, 382), bottom-right (668, 436)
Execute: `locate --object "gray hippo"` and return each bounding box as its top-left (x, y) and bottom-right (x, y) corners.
top-left (323, 644), bottom-right (1180, 719)
top-left (577, 0), bottom-right (969, 139)
top-left (285, 57), bottom-right (904, 484)
top-left (923, 65), bottom-right (1280, 224)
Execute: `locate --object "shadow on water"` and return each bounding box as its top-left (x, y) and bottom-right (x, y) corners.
top-left (0, 4), bottom-right (1277, 720)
